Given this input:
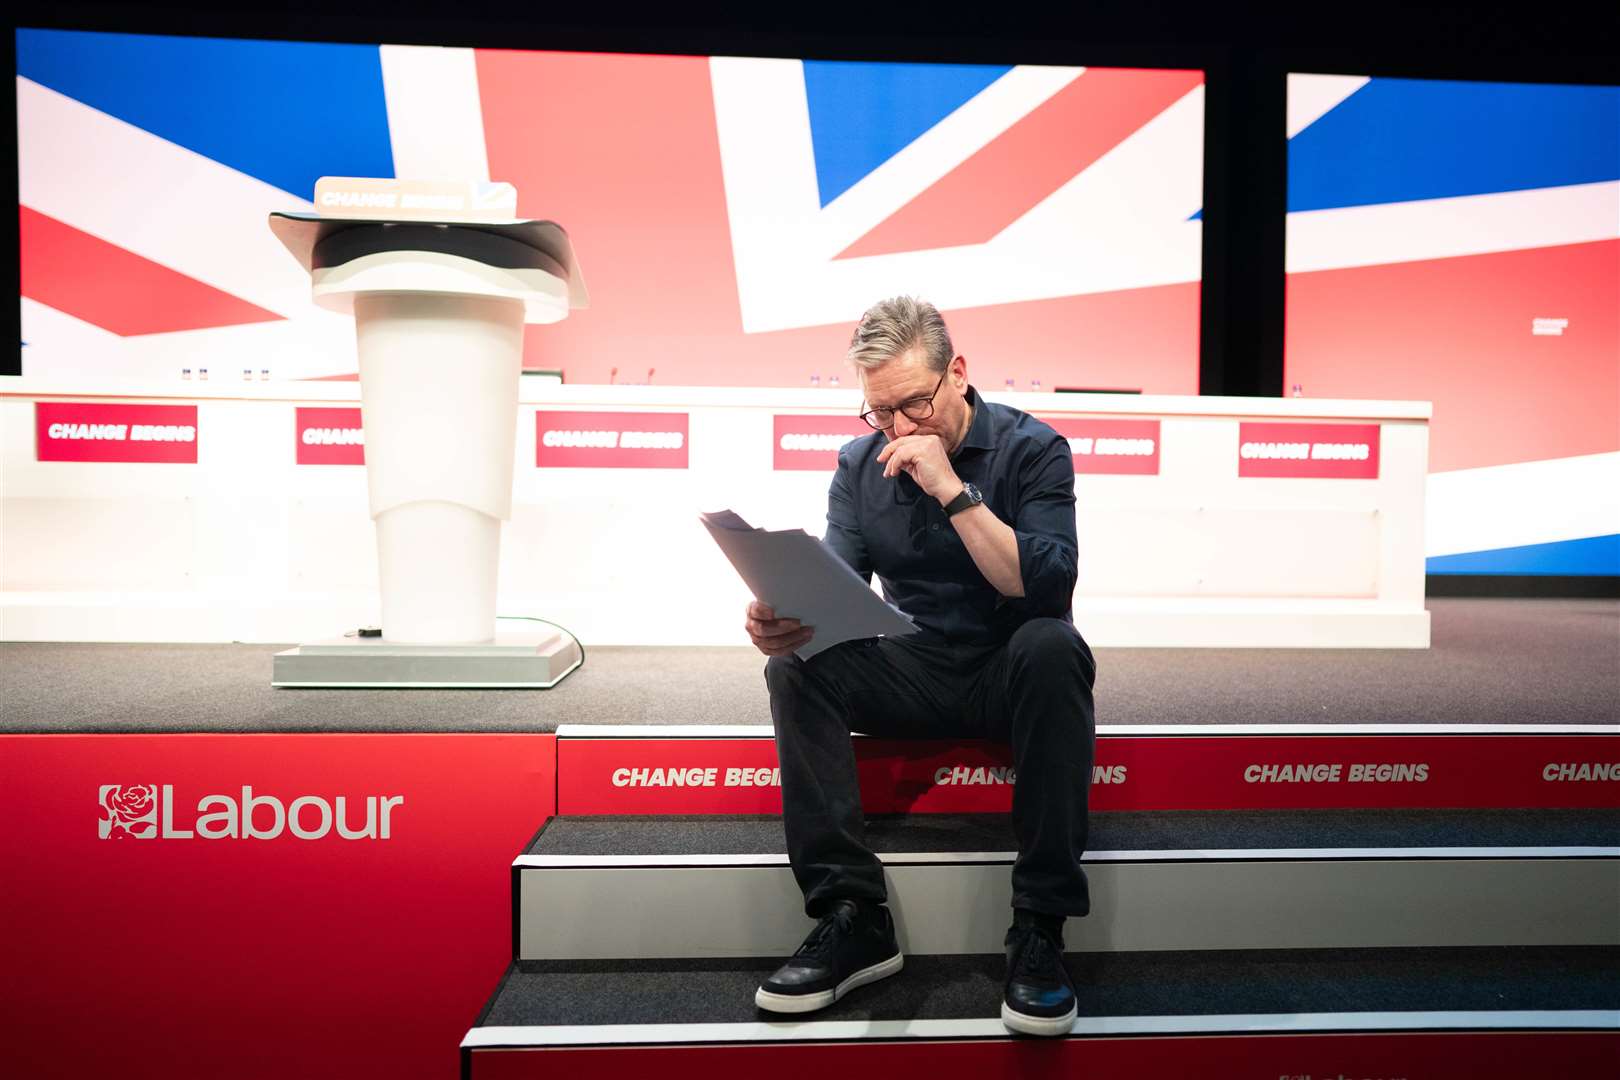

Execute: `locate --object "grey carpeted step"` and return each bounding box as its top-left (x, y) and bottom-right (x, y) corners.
top-left (528, 808), bottom-right (1620, 857)
top-left (514, 810), bottom-right (1620, 960)
top-left (468, 945), bottom-right (1620, 1037)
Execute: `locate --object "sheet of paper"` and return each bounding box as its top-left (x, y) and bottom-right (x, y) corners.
top-left (701, 510), bottom-right (916, 659)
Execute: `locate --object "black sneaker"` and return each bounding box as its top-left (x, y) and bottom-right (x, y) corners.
top-left (1001, 911), bottom-right (1077, 1036)
top-left (755, 900), bottom-right (903, 1014)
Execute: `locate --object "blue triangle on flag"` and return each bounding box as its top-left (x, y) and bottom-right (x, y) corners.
top-left (17, 28), bottom-right (394, 201)
top-left (803, 60), bottom-right (1013, 208)
top-left (1288, 78), bottom-right (1620, 213)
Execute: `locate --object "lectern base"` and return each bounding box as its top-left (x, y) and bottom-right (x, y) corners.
top-left (272, 628), bottom-right (582, 689)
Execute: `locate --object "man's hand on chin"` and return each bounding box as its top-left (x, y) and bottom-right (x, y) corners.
top-left (876, 434), bottom-right (960, 502)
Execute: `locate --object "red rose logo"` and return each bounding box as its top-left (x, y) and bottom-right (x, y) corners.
top-left (109, 785), bottom-right (155, 820)
top-left (100, 783), bottom-right (158, 839)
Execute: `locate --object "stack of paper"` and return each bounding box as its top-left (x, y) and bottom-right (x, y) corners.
top-left (701, 510), bottom-right (916, 659)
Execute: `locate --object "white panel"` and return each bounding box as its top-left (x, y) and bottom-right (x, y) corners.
top-left (1377, 419), bottom-right (1430, 606)
top-left (1081, 506), bottom-right (1379, 597)
top-left (520, 858), bottom-right (1620, 959)
top-left (189, 398), bottom-right (293, 593)
top-left (1241, 510), bottom-right (1380, 600)
top-left (289, 499), bottom-right (378, 590)
top-left (191, 496), bottom-right (289, 593)
top-left (1, 497), bottom-right (194, 590)
top-left (1073, 598), bottom-right (1430, 648)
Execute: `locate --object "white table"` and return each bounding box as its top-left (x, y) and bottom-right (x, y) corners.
top-left (1, 377), bottom-right (1430, 647)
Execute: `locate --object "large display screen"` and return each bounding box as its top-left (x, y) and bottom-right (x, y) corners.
top-left (1285, 74), bottom-right (1619, 576)
top-left (17, 29), bottom-right (1206, 392)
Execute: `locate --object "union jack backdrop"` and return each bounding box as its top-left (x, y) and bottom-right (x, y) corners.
top-left (1285, 74), bottom-right (1620, 576)
top-left (16, 29), bottom-right (1206, 392)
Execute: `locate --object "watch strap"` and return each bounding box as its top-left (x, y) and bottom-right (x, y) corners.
top-left (943, 483), bottom-right (982, 517)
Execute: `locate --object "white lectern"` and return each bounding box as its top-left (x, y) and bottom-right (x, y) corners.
top-left (268, 178), bottom-right (588, 688)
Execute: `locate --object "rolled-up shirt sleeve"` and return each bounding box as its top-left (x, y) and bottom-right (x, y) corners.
top-left (1010, 435), bottom-right (1078, 615)
top-left (824, 445), bottom-right (873, 583)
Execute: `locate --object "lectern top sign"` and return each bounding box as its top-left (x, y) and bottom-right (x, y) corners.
top-left (313, 177), bottom-right (519, 222)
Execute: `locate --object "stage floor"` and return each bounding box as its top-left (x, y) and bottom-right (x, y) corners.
top-left (3, 598), bottom-right (1615, 734)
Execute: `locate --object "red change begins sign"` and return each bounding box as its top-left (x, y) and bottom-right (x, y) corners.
top-left (535, 411), bottom-right (690, 469)
top-left (1239, 422), bottom-right (1381, 479)
top-left (36, 401), bottom-right (199, 464)
top-left (773, 414), bottom-right (870, 470)
top-left (295, 407), bottom-right (364, 466)
top-left (1044, 417), bottom-right (1162, 475)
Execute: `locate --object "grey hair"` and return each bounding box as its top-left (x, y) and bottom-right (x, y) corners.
top-left (846, 296), bottom-right (954, 373)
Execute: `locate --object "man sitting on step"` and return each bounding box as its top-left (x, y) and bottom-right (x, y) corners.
top-left (745, 296), bottom-right (1097, 1037)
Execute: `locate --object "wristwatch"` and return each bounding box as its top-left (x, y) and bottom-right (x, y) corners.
top-left (942, 482), bottom-right (984, 517)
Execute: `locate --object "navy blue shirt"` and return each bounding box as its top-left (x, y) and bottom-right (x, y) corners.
top-left (824, 385), bottom-right (1078, 646)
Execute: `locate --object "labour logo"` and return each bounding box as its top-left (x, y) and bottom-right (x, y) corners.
top-left (99, 784), bottom-right (159, 839)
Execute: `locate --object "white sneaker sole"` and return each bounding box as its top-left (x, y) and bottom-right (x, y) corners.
top-left (754, 950), bottom-right (904, 1014)
top-left (1000, 999), bottom-right (1077, 1037)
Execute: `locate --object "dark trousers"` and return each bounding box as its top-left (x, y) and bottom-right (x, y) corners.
top-left (764, 616), bottom-right (1096, 920)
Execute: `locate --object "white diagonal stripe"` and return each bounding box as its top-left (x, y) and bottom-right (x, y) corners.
top-left (19, 298), bottom-right (124, 378)
top-left (710, 57), bottom-right (820, 264)
top-left (1286, 181), bottom-right (1620, 274)
top-left (17, 76), bottom-right (316, 319)
top-left (1287, 73), bottom-right (1371, 138)
top-left (379, 45), bottom-right (490, 182)
top-left (1427, 452), bottom-right (1620, 557)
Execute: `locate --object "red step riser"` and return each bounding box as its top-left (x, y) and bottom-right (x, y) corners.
top-left (469, 1029), bottom-right (1619, 1079)
top-left (558, 735), bottom-right (1620, 814)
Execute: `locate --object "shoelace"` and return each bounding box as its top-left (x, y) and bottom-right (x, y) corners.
top-left (1009, 925), bottom-right (1064, 983)
top-left (794, 905), bottom-right (857, 961)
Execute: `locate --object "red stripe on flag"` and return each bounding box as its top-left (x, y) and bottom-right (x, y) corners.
top-left (475, 49), bottom-right (755, 379)
top-left (1285, 239), bottom-right (1620, 473)
top-left (837, 68), bottom-right (1205, 259)
top-left (19, 206), bottom-right (282, 336)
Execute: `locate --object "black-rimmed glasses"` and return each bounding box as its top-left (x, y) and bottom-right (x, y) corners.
top-left (859, 370), bottom-right (947, 430)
